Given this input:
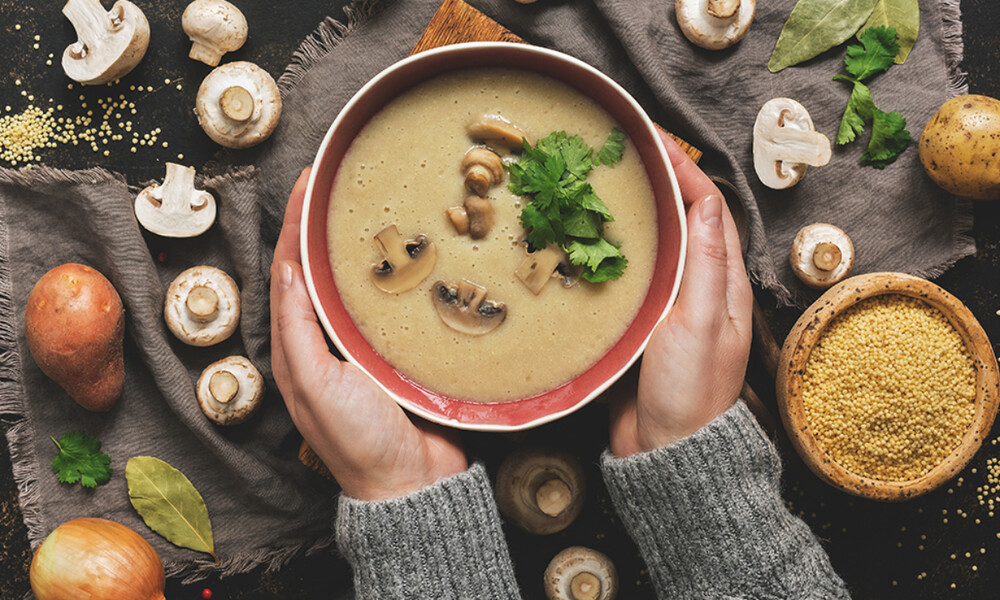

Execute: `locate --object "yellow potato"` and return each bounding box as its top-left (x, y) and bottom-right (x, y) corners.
top-left (919, 94), bottom-right (1000, 200)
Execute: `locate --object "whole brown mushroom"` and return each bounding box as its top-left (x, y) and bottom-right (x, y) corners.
top-left (544, 546), bottom-right (618, 600)
top-left (495, 446), bottom-right (586, 535)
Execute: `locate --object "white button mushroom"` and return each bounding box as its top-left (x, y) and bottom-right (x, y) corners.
top-left (196, 356), bottom-right (263, 425)
top-left (753, 98), bottom-right (831, 190)
top-left (790, 223), bottom-right (855, 289)
top-left (195, 61), bottom-right (282, 149)
top-left (544, 547), bottom-right (618, 600)
top-left (164, 266), bottom-right (240, 346)
top-left (462, 147), bottom-right (505, 196)
top-left (135, 163), bottom-right (216, 238)
top-left (515, 243), bottom-right (580, 295)
top-left (370, 225), bottom-right (438, 294)
top-left (495, 447), bottom-right (586, 535)
top-left (61, 0), bottom-right (150, 85)
top-left (431, 280), bottom-right (507, 336)
top-left (182, 0), bottom-right (248, 67)
top-left (468, 114), bottom-right (531, 152)
top-left (676, 0), bottom-right (756, 50)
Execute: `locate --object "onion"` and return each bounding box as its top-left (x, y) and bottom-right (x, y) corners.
top-left (30, 517), bottom-right (166, 600)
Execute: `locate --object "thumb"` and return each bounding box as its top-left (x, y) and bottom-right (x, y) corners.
top-left (675, 194), bottom-right (728, 330)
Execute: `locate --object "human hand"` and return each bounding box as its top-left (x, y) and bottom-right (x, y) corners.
top-left (270, 169), bottom-right (468, 501)
top-left (610, 134), bottom-right (753, 457)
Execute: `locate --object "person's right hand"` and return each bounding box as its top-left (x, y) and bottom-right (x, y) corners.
top-left (610, 134), bottom-right (753, 457)
top-left (269, 169), bottom-right (468, 501)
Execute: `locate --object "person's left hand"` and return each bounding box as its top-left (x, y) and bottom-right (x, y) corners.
top-left (269, 168), bottom-right (468, 501)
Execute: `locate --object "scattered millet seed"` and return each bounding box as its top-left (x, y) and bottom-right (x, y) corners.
top-left (33, 35), bottom-right (40, 41)
top-left (800, 295), bottom-right (976, 481)
top-left (177, 153), bottom-right (184, 160)
top-left (33, 43), bottom-right (40, 50)
top-left (15, 24), bottom-right (21, 30)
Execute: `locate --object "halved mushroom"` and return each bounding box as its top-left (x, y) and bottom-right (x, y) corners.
top-left (164, 266), bottom-right (240, 346)
top-left (515, 243), bottom-right (580, 295)
top-left (135, 163), bottom-right (216, 238)
top-left (790, 223), bottom-right (854, 289)
top-left (468, 114), bottom-right (531, 152)
top-left (371, 225), bottom-right (437, 294)
top-left (182, 0), bottom-right (248, 67)
top-left (431, 280), bottom-right (506, 336)
top-left (61, 0), bottom-right (149, 85)
top-left (195, 61), bottom-right (282, 149)
top-left (495, 447), bottom-right (586, 535)
top-left (446, 206), bottom-right (470, 235)
top-left (676, 0), bottom-right (755, 50)
top-left (196, 356), bottom-right (263, 425)
top-left (753, 98), bottom-right (831, 190)
top-left (544, 547), bottom-right (618, 600)
top-left (462, 147), bottom-right (505, 196)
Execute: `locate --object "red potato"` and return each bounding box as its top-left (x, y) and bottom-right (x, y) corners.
top-left (24, 264), bottom-right (125, 412)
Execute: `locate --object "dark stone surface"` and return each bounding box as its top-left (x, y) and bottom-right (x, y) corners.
top-left (1, 1), bottom-right (999, 599)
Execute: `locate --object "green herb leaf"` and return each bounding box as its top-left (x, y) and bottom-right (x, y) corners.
top-left (768, 0), bottom-right (878, 73)
top-left (51, 431), bottom-right (111, 488)
top-left (859, 0), bottom-right (919, 63)
top-left (845, 25), bottom-right (899, 80)
top-left (596, 128), bottom-right (626, 166)
top-left (126, 456), bottom-right (215, 560)
top-left (834, 77), bottom-right (875, 144)
top-left (862, 108), bottom-right (910, 168)
top-left (508, 129), bottom-right (628, 281)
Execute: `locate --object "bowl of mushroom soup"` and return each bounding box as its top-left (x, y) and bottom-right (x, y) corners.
top-left (300, 43), bottom-right (686, 431)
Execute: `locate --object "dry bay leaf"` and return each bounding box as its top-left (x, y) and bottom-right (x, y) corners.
top-left (768, 0), bottom-right (879, 72)
top-left (859, 0), bottom-right (919, 63)
top-left (126, 456), bottom-right (216, 560)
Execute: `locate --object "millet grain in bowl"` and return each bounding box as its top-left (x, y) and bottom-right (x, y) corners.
top-left (800, 295), bottom-right (977, 482)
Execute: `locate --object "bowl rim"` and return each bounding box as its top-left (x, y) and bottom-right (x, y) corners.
top-left (777, 272), bottom-right (1000, 501)
top-left (299, 41), bottom-right (686, 431)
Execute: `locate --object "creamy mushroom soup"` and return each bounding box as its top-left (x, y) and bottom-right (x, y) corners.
top-left (327, 68), bottom-right (658, 402)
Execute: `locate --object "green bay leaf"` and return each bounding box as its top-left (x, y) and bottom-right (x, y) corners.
top-left (126, 456), bottom-right (215, 559)
top-left (859, 0), bottom-right (919, 63)
top-left (768, 0), bottom-right (879, 72)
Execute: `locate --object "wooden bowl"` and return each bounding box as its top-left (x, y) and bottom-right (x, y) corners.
top-left (777, 272), bottom-right (999, 501)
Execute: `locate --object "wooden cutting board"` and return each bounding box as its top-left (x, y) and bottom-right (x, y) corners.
top-left (298, 0), bottom-right (702, 479)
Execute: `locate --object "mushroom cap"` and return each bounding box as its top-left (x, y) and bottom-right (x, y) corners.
top-left (676, 0), bottom-right (756, 50)
top-left (164, 266), bottom-right (240, 346)
top-left (515, 243), bottom-right (579, 295)
top-left (495, 446), bottom-right (586, 535)
top-left (468, 114), bottom-right (531, 151)
top-left (463, 196), bottom-right (495, 240)
top-left (790, 223), bottom-right (854, 289)
top-left (195, 61), bottom-right (282, 149)
top-left (431, 280), bottom-right (507, 336)
top-left (134, 163), bottom-right (216, 238)
top-left (61, 0), bottom-right (150, 85)
top-left (196, 355), bottom-right (263, 425)
top-left (753, 97), bottom-right (831, 190)
top-left (182, 0), bottom-right (248, 67)
top-left (462, 147), bottom-right (505, 196)
top-left (544, 546), bottom-right (618, 600)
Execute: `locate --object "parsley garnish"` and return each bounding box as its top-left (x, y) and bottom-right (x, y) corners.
top-left (508, 129), bottom-right (628, 283)
top-left (835, 26), bottom-right (911, 168)
top-left (51, 431), bottom-right (111, 488)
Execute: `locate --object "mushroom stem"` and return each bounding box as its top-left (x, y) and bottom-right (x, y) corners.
top-left (208, 370), bottom-right (239, 404)
top-left (374, 225), bottom-right (413, 268)
top-left (155, 163), bottom-right (199, 212)
top-left (220, 86), bottom-right (254, 122)
top-left (186, 285), bottom-right (219, 321)
top-left (707, 0), bottom-right (740, 18)
top-left (570, 572), bottom-right (602, 600)
top-left (63, 0), bottom-right (116, 57)
top-left (536, 478), bottom-right (573, 517)
top-left (812, 242), bottom-right (842, 271)
top-left (769, 127), bottom-right (832, 167)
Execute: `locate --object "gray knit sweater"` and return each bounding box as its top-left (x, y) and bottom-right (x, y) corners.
top-left (335, 402), bottom-right (851, 599)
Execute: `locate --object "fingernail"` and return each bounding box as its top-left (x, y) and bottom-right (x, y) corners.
top-left (278, 261), bottom-right (293, 291)
top-left (700, 194), bottom-right (723, 230)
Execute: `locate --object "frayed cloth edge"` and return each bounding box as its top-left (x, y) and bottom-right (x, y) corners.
top-left (938, 0), bottom-right (969, 98)
top-left (276, 0), bottom-right (383, 97)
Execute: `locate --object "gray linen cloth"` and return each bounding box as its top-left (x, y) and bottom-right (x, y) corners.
top-left (257, 0), bottom-right (970, 307)
top-left (0, 0), bottom-right (969, 588)
top-left (0, 166), bottom-right (341, 584)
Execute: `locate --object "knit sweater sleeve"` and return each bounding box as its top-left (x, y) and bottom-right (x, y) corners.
top-left (335, 463), bottom-right (523, 600)
top-left (601, 401), bottom-right (851, 600)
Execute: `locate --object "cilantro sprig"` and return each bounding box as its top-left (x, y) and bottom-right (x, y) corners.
top-left (508, 129), bottom-right (628, 283)
top-left (835, 26), bottom-right (911, 169)
top-left (51, 431), bottom-right (111, 488)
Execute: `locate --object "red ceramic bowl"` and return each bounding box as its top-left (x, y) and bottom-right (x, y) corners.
top-left (301, 42), bottom-right (686, 431)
